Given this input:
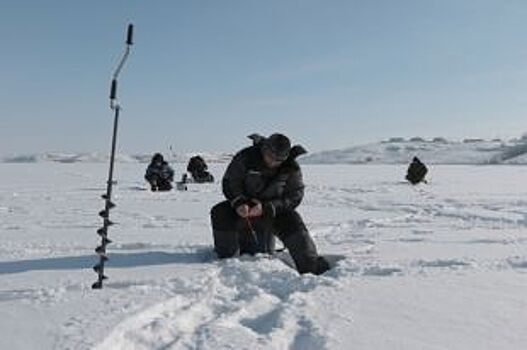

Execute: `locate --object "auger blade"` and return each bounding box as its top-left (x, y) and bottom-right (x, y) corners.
top-left (97, 227), bottom-right (107, 236)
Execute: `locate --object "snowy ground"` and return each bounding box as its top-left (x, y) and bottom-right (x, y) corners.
top-left (0, 163), bottom-right (526, 350)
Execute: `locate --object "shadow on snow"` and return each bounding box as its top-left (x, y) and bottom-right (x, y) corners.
top-left (0, 246), bottom-right (214, 275)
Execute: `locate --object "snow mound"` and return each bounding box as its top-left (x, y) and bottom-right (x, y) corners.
top-left (2, 152), bottom-right (233, 164)
top-left (302, 137), bottom-right (527, 165)
top-left (5, 135), bottom-right (527, 165)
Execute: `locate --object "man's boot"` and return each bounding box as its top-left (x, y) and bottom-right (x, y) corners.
top-left (213, 229), bottom-right (240, 258)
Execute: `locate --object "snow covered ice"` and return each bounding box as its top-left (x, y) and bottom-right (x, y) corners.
top-left (0, 162), bottom-right (526, 349)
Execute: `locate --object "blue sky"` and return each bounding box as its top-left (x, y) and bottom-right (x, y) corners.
top-left (1, 0), bottom-right (527, 155)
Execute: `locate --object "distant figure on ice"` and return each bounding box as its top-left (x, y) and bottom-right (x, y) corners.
top-left (186, 155), bottom-right (214, 183)
top-left (144, 153), bottom-right (174, 191)
top-left (210, 133), bottom-right (330, 275)
top-left (406, 156), bottom-right (428, 185)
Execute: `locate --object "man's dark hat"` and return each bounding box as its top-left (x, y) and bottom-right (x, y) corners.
top-left (264, 133), bottom-right (291, 161)
top-left (152, 153), bottom-right (164, 163)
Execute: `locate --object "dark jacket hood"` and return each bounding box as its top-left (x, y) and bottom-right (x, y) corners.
top-left (247, 133), bottom-right (307, 160)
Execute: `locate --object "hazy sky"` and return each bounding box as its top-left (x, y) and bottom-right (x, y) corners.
top-left (1, 0), bottom-right (527, 155)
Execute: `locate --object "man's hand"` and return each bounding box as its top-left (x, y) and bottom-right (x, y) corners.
top-left (236, 204), bottom-right (250, 218)
top-left (248, 199), bottom-right (263, 217)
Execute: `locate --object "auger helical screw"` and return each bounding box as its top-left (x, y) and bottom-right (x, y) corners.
top-left (92, 24), bottom-right (134, 290)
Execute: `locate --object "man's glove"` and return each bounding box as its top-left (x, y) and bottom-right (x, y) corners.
top-left (235, 203), bottom-right (250, 218)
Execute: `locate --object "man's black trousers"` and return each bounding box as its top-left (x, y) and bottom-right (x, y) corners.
top-left (210, 200), bottom-right (321, 274)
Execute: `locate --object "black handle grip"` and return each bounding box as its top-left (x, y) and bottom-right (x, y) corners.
top-left (126, 24), bottom-right (134, 45)
top-left (110, 79), bottom-right (117, 100)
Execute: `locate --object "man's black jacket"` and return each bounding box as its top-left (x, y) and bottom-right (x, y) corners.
top-left (222, 140), bottom-right (307, 218)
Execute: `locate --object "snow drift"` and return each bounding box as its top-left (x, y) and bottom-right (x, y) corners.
top-left (302, 136), bottom-right (527, 165)
top-left (4, 135), bottom-right (527, 165)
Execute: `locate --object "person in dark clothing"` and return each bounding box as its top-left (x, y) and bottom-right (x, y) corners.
top-left (406, 156), bottom-right (428, 184)
top-left (186, 155), bottom-right (215, 183)
top-left (144, 153), bottom-right (175, 191)
top-left (210, 133), bottom-right (330, 275)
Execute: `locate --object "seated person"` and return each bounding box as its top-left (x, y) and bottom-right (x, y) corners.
top-left (210, 133), bottom-right (330, 275)
top-left (406, 156), bottom-right (428, 184)
top-left (145, 153), bottom-right (174, 191)
top-left (186, 155), bottom-right (214, 183)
